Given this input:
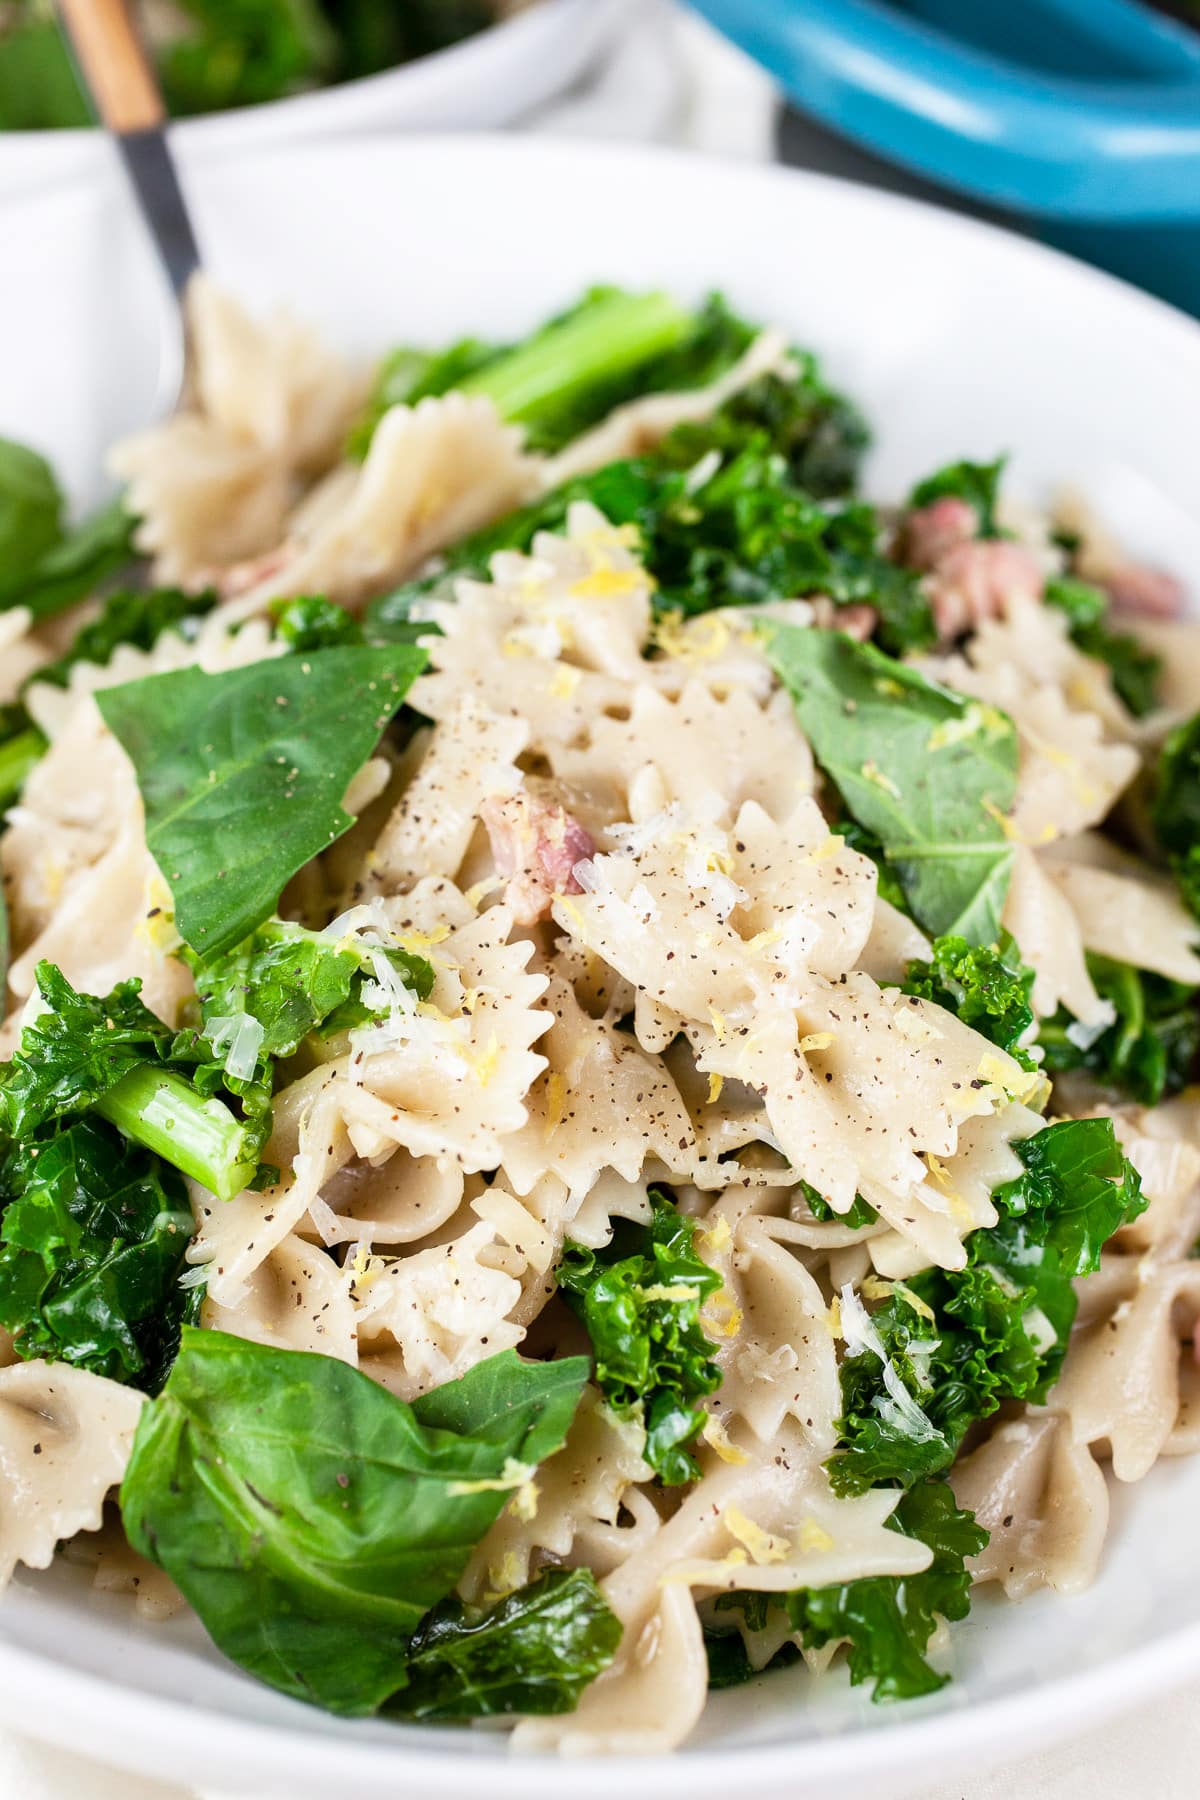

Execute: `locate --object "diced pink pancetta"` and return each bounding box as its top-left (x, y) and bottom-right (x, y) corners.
top-left (480, 790), bottom-right (595, 926)
top-left (1104, 563), bottom-right (1186, 622)
top-left (925, 539), bottom-right (1045, 641)
top-left (899, 496), bottom-right (978, 572)
top-left (810, 598), bottom-right (878, 641)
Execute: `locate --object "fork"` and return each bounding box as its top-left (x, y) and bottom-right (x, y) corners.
top-left (56, 0), bottom-right (201, 415)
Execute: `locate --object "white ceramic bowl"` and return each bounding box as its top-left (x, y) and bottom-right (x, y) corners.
top-left (0, 0), bottom-right (636, 197)
top-left (1, 133), bottom-right (1199, 1800)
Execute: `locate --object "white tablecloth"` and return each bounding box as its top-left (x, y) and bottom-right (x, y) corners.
top-left (5, 8), bottom-right (1196, 1796)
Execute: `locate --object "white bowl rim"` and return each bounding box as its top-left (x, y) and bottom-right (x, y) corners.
top-left (0, 129), bottom-right (1198, 1792)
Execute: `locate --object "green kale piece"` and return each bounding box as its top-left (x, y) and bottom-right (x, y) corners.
top-left (558, 1190), bottom-right (723, 1484)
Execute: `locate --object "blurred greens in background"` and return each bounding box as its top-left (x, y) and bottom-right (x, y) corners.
top-left (0, 0), bottom-right (499, 128)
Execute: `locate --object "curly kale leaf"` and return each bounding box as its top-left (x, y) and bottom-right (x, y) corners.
top-left (0, 962), bottom-right (267, 1202)
top-left (1154, 710), bottom-right (1200, 918)
top-left (392, 1569), bottom-right (621, 1721)
top-left (186, 918), bottom-right (435, 1062)
top-left (830, 1118), bottom-right (1145, 1495)
top-left (1039, 953), bottom-right (1199, 1105)
top-left (558, 1190), bottom-right (723, 1483)
top-left (706, 1480), bottom-right (985, 1702)
top-left (908, 457), bottom-right (1006, 538)
top-left (0, 1119), bottom-right (193, 1388)
top-left (32, 585), bottom-right (215, 690)
top-left (1042, 576), bottom-right (1162, 717)
top-left (901, 933), bottom-right (1037, 1070)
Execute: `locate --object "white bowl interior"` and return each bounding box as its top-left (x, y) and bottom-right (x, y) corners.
top-left (1, 134), bottom-right (1198, 1799)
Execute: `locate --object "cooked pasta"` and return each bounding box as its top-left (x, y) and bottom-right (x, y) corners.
top-left (0, 281), bottom-right (1195, 1753)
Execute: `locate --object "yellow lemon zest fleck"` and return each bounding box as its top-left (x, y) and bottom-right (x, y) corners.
top-left (827, 1294), bottom-right (843, 1338)
top-left (804, 833), bottom-right (844, 865)
top-left (745, 926), bottom-right (782, 954)
top-left (698, 1213), bottom-right (732, 1252)
top-left (569, 562), bottom-right (644, 600)
top-left (703, 1291), bottom-right (743, 1339)
top-left (554, 893), bottom-right (586, 933)
top-left (460, 987), bottom-right (479, 1015)
top-left (861, 1274), bottom-right (895, 1303)
top-left (501, 634), bottom-right (534, 660)
top-left (706, 1071), bottom-right (724, 1107)
top-left (463, 876), bottom-right (501, 914)
top-left (485, 1551), bottom-right (524, 1602)
top-left (798, 1031), bottom-right (835, 1053)
top-left (396, 923), bottom-right (450, 953)
top-left (448, 1456), bottom-right (537, 1498)
top-left (874, 676), bottom-right (905, 699)
top-left (981, 796), bottom-right (1023, 842)
top-left (507, 1478), bottom-right (540, 1523)
top-left (702, 1414), bottom-right (749, 1465)
top-left (861, 760), bottom-right (901, 799)
top-left (797, 1517), bottom-right (835, 1554)
top-left (893, 1280), bottom-right (937, 1323)
top-left (474, 1032), bottom-right (501, 1087)
top-left (545, 1071), bottom-right (568, 1136)
top-left (708, 1005), bottom-right (729, 1042)
top-left (724, 1505), bottom-right (790, 1565)
top-left (548, 664), bottom-right (582, 701)
top-left (641, 1283), bottom-right (701, 1303)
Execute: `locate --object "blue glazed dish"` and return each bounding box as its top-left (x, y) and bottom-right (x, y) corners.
top-left (688, 0), bottom-right (1200, 312)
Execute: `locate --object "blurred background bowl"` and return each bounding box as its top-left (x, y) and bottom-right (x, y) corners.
top-left (0, 0), bottom-right (638, 197)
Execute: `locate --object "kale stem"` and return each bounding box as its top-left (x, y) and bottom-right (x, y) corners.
top-left (459, 290), bottom-right (693, 430)
top-left (95, 1065), bottom-right (257, 1202)
top-left (0, 727), bottom-right (46, 807)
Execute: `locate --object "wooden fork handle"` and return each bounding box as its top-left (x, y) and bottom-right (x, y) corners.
top-left (56, 0), bottom-right (165, 135)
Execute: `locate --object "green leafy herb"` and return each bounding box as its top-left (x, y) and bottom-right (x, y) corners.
top-left (121, 1333), bottom-right (590, 1715)
top-left (831, 1118), bottom-right (1144, 1495)
top-left (96, 643), bottom-right (426, 957)
top-left (0, 1119), bottom-right (192, 1387)
top-left (370, 436), bottom-right (927, 654)
top-left (0, 714), bottom-right (46, 808)
top-left (273, 594), bottom-right (364, 652)
top-left (765, 625), bottom-right (1019, 944)
top-left (351, 287), bottom-right (698, 460)
top-left (1039, 953), bottom-right (1199, 1105)
top-left (0, 7), bottom-right (91, 129)
top-left (186, 917), bottom-right (434, 1061)
top-left (1154, 710), bottom-right (1200, 918)
top-left (1044, 576), bottom-right (1161, 717)
top-left (0, 962), bottom-right (266, 1202)
top-left (558, 1190), bottom-right (722, 1484)
top-left (901, 933), bottom-right (1036, 1070)
top-left (32, 585), bottom-right (214, 690)
top-left (799, 1182), bottom-right (878, 1229)
top-left (790, 1480), bottom-right (984, 1700)
top-left (392, 1568), bottom-right (621, 1721)
top-left (0, 435), bottom-right (62, 592)
top-left (156, 0), bottom-right (337, 118)
top-left (706, 1481), bottom-right (984, 1701)
top-left (908, 457), bottom-right (1006, 538)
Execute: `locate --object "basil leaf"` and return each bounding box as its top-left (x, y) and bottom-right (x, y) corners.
top-left (392, 1569), bottom-right (621, 1720)
top-left (765, 625), bottom-right (1019, 944)
top-left (14, 493), bottom-right (137, 622)
top-left (0, 436), bottom-right (62, 597)
top-left (96, 644), bottom-right (426, 957)
top-left (120, 1334), bottom-right (589, 1716)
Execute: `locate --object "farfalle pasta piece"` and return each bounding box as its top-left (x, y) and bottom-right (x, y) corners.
top-left (950, 1411), bottom-right (1109, 1599)
top-left (111, 277), bottom-right (365, 585)
top-left (202, 1233), bottom-right (357, 1364)
top-left (230, 392), bottom-right (541, 614)
top-left (0, 1362), bottom-right (145, 1588)
top-left (499, 974), bottom-right (696, 1200)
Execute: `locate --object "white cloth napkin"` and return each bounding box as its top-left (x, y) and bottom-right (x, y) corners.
top-left (4, 8), bottom-right (1196, 1797)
